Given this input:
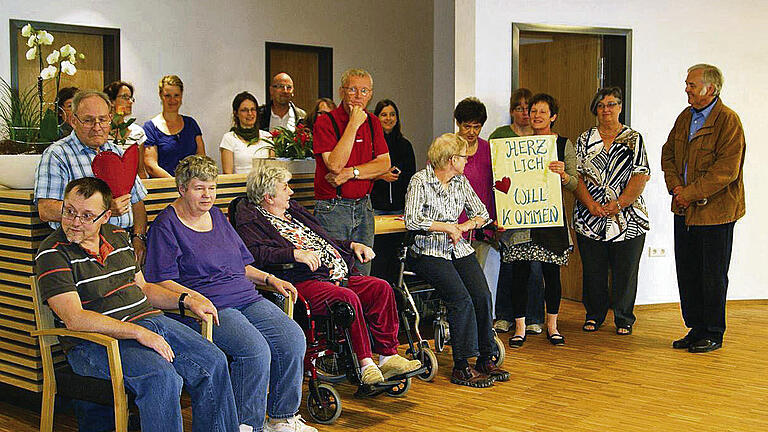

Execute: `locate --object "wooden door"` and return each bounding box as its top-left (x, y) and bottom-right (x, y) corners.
top-left (519, 32), bottom-right (601, 301)
top-left (267, 49), bottom-right (319, 112)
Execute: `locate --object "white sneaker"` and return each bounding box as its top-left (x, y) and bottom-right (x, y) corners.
top-left (265, 415), bottom-right (318, 432)
top-left (493, 319), bottom-right (511, 332)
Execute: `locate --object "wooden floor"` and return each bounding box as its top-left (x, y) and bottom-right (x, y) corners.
top-left (2, 300), bottom-right (767, 432)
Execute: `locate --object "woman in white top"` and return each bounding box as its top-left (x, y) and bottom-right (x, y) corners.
top-left (104, 80), bottom-right (148, 178)
top-left (220, 92), bottom-right (273, 174)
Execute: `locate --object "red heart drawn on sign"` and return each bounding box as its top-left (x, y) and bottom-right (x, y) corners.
top-left (91, 144), bottom-right (139, 197)
top-left (494, 176), bottom-right (511, 194)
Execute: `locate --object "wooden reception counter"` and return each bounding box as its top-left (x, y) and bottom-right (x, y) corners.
top-left (0, 171), bottom-right (404, 392)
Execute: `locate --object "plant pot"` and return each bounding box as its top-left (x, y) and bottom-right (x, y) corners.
top-left (253, 157), bottom-right (316, 175)
top-left (0, 153), bottom-right (43, 189)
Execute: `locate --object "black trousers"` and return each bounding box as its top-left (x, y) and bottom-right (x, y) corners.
top-left (407, 252), bottom-right (494, 364)
top-left (499, 260), bottom-right (562, 319)
top-left (674, 216), bottom-right (734, 343)
top-left (577, 233), bottom-right (645, 328)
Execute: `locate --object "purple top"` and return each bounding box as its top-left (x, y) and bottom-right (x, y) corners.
top-left (144, 205), bottom-right (262, 309)
top-left (143, 115), bottom-right (202, 175)
top-left (459, 137), bottom-right (496, 224)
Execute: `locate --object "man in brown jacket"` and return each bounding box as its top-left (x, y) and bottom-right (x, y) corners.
top-left (661, 63), bottom-right (745, 353)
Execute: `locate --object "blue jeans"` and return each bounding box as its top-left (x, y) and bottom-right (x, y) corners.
top-left (189, 299), bottom-right (305, 431)
top-left (66, 314), bottom-right (238, 432)
top-left (496, 261), bottom-right (545, 323)
top-left (315, 196), bottom-right (375, 275)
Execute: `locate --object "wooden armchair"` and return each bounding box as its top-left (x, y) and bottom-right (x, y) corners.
top-left (29, 276), bottom-right (214, 432)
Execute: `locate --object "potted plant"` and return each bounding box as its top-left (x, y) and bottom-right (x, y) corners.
top-left (257, 123), bottom-right (316, 174)
top-left (0, 23), bottom-right (85, 189)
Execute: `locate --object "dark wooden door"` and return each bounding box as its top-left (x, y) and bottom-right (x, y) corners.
top-left (519, 32), bottom-right (602, 301)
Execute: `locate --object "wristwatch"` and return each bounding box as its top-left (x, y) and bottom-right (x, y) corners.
top-left (352, 166), bottom-right (360, 179)
top-left (131, 232), bottom-right (147, 242)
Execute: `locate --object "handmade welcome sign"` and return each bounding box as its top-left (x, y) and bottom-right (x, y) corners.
top-left (489, 135), bottom-right (563, 229)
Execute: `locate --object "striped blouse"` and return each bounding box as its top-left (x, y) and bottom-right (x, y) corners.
top-left (404, 164), bottom-right (490, 260)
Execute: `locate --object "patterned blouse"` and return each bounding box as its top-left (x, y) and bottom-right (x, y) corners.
top-left (257, 205), bottom-right (348, 281)
top-left (574, 126), bottom-right (650, 242)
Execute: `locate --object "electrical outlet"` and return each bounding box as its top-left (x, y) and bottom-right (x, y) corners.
top-left (648, 247), bottom-right (667, 257)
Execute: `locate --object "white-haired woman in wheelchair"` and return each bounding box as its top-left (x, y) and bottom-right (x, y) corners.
top-left (232, 165), bottom-right (421, 385)
top-left (404, 133), bottom-right (510, 388)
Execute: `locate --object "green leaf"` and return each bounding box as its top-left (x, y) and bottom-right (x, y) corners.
top-left (39, 108), bottom-right (58, 141)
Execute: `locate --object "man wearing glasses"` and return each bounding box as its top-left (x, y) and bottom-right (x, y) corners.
top-left (35, 90), bottom-right (149, 264)
top-left (259, 72), bottom-right (306, 132)
top-left (312, 68), bottom-right (391, 275)
top-left (35, 177), bottom-right (238, 431)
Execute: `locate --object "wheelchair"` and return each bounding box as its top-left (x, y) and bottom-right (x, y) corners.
top-left (396, 229), bottom-right (506, 368)
top-left (293, 288), bottom-right (430, 424)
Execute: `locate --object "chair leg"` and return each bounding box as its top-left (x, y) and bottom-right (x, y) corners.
top-left (39, 380), bottom-right (55, 432)
top-left (114, 404), bottom-right (129, 432)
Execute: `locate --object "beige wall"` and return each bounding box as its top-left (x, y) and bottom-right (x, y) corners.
top-left (0, 0), bottom-right (435, 168)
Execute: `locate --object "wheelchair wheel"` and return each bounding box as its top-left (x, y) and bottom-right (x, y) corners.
top-left (385, 377), bottom-right (411, 397)
top-left (306, 383), bottom-right (342, 424)
top-left (416, 348), bottom-right (438, 382)
top-left (491, 333), bottom-right (506, 367)
top-left (434, 320), bottom-right (448, 353)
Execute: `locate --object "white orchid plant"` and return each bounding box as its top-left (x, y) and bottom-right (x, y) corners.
top-left (21, 23), bottom-right (85, 142)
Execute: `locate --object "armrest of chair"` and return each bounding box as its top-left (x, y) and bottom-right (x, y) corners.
top-left (162, 310), bottom-right (214, 342)
top-left (31, 328), bottom-right (120, 349)
top-left (256, 284), bottom-right (295, 319)
top-left (31, 328), bottom-right (128, 419)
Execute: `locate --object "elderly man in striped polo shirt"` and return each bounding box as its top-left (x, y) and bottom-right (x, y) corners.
top-left (35, 177), bottom-right (238, 432)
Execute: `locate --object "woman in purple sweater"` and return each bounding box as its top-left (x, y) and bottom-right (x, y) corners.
top-left (144, 155), bottom-right (316, 432)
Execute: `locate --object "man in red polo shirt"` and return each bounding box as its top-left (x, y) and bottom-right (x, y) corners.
top-left (312, 68), bottom-right (391, 275)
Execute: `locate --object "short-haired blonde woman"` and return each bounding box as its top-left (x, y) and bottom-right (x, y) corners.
top-left (404, 133), bottom-right (508, 388)
top-left (144, 155), bottom-right (316, 432)
top-left (143, 75), bottom-right (206, 178)
top-left (232, 165), bottom-right (421, 385)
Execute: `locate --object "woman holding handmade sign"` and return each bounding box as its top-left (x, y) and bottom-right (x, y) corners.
top-left (574, 87), bottom-right (650, 336)
top-left (497, 93), bottom-right (578, 348)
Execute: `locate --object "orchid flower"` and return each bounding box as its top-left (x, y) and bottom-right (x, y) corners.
top-left (60, 61), bottom-right (77, 76)
top-left (25, 47), bottom-right (37, 60)
top-left (46, 50), bottom-right (60, 65)
top-left (21, 24), bottom-right (33, 37)
top-left (40, 65), bottom-right (57, 80)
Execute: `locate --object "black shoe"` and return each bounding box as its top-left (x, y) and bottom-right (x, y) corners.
top-left (672, 335), bottom-right (693, 349)
top-left (547, 331), bottom-right (565, 346)
top-left (508, 334), bottom-right (526, 348)
top-left (688, 339), bottom-right (722, 353)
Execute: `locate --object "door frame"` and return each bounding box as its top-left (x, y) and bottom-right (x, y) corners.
top-left (511, 23), bottom-right (633, 125)
top-left (264, 42), bottom-right (333, 106)
top-left (9, 19), bottom-right (121, 90)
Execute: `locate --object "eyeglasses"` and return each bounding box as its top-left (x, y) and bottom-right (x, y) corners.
top-left (272, 84), bottom-right (293, 91)
top-left (238, 107), bottom-right (258, 113)
top-left (73, 114), bottom-right (111, 129)
top-left (342, 87), bottom-right (372, 96)
top-left (596, 101), bottom-right (621, 110)
top-left (61, 205), bottom-right (109, 225)
top-left (513, 106), bottom-right (528, 113)
top-left (453, 154), bottom-right (469, 160)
